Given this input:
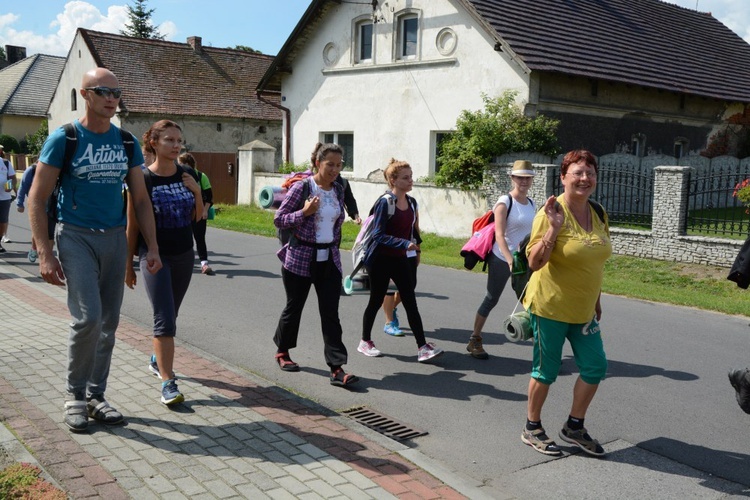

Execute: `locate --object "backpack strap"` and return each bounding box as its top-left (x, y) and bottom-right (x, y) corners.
top-left (588, 200), bottom-right (605, 224)
top-left (506, 194), bottom-right (513, 219)
top-left (62, 123), bottom-right (77, 173)
top-left (119, 128), bottom-right (136, 165)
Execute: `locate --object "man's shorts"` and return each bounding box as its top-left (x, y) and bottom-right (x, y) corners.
top-left (0, 199), bottom-right (11, 223)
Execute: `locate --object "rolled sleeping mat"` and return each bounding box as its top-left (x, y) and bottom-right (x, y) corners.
top-left (503, 310), bottom-right (533, 342)
top-left (342, 272), bottom-right (398, 296)
top-left (343, 273), bottom-right (369, 295)
top-left (259, 186), bottom-right (287, 209)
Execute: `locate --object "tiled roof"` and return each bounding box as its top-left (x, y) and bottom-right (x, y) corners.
top-left (0, 54), bottom-right (65, 116)
top-left (80, 29), bottom-right (282, 120)
top-left (464, 0), bottom-right (750, 102)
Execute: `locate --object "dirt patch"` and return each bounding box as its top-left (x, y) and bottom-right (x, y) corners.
top-left (674, 263), bottom-right (728, 281)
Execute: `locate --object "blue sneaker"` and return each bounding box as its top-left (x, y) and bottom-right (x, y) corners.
top-left (161, 379), bottom-right (184, 405)
top-left (149, 355), bottom-right (177, 379)
top-left (392, 307), bottom-right (400, 329)
top-left (384, 321), bottom-right (404, 336)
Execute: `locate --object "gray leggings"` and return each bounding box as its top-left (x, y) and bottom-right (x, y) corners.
top-left (477, 251), bottom-right (512, 318)
top-left (140, 248), bottom-right (195, 337)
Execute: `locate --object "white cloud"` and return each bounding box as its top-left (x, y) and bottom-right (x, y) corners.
top-left (0, 1), bottom-right (129, 57)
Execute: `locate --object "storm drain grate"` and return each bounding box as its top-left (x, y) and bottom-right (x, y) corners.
top-left (342, 406), bottom-right (428, 441)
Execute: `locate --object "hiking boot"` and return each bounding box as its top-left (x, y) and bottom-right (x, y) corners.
top-left (559, 422), bottom-right (605, 457)
top-left (87, 396), bottom-right (125, 425)
top-left (417, 342), bottom-right (443, 362)
top-left (521, 426), bottom-right (562, 456)
top-left (161, 379), bottom-right (185, 406)
top-left (466, 336), bottom-right (489, 359)
top-left (384, 321), bottom-right (404, 336)
top-left (357, 340), bottom-right (382, 357)
top-left (63, 393), bottom-right (88, 433)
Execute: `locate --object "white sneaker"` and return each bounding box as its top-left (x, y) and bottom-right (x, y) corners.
top-left (417, 342), bottom-right (444, 362)
top-left (1, 236), bottom-right (9, 243)
top-left (357, 340), bottom-right (382, 357)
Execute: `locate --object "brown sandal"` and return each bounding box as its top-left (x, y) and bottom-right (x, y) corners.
top-left (275, 352), bottom-right (299, 372)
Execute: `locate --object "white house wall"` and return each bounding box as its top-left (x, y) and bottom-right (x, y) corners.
top-left (281, 0), bottom-right (529, 179)
top-left (48, 33), bottom-right (110, 132)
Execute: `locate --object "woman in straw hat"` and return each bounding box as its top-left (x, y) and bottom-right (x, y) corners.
top-left (466, 160), bottom-right (536, 359)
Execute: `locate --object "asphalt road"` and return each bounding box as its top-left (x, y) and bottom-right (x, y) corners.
top-left (5, 215), bottom-right (750, 498)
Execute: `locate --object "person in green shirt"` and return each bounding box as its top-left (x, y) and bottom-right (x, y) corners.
top-left (179, 153), bottom-right (214, 275)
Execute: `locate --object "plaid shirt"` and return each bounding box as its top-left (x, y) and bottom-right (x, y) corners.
top-left (275, 178), bottom-right (344, 277)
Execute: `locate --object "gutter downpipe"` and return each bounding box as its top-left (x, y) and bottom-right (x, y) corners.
top-left (257, 91), bottom-right (291, 163)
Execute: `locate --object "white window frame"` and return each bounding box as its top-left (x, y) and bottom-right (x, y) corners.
top-left (394, 10), bottom-right (420, 60)
top-left (322, 132), bottom-right (354, 171)
top-left (354, 18), bottom-right (374, 64)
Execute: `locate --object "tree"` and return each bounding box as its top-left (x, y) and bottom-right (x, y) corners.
top-left (435, 91), bottom-right (560, 190)
top-left (0, 135), bottom-right (21, 154)
top-left (0, 46), bottom-right (5, 61)
top-left (233, 45), bottom-right (262, 54)
top-left (120, 0), bottom-right (164, 40)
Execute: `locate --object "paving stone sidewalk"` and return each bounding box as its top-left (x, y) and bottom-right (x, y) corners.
top-left (0, 262), bottom-right (469, 499)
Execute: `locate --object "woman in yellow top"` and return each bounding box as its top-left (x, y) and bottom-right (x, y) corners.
top-left (520, 149), bottom-right (611, 458)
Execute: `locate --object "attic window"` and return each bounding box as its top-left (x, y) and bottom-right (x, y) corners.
top-left (70, 89), bottom-right (77, 111)
top-left (356, 20), bottom-right (373, 62)
top-left (396, 12), bottom-right (419, 59)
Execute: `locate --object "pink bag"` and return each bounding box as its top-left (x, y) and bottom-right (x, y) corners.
top-left (460, 223), bottom-right (495, 271)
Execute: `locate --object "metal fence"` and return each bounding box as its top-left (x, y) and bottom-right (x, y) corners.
top-left (686, 165), bottom-right (750, 237)
top-left (552, 165), bottom-right (654, 228)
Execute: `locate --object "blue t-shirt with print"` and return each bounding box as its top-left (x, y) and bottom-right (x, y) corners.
top-left (38, 120), bottom-right (144, 229)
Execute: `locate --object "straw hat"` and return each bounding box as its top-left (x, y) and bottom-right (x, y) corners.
top-left (509, 160), bottom-right (535, 177)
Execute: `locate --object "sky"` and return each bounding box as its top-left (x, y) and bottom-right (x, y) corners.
top-left (1, 0), bottom-right (749, 59)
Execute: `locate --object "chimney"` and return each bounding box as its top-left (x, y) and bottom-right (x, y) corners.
top-left (5, 45), bottom-right (27, 64)
top-left (187, 36), bottom-right (202, 53)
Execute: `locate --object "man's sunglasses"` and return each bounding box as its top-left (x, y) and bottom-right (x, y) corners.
top-left (84, 87), bottom-right (122, 99)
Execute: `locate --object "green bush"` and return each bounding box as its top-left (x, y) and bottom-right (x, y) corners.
top-left (24, 120), bottom-right (49, 156)
top-left (0, 135), bottom-right (21, 154)
top-left (435, 91), bottom-right (560, 190)
top-left (278, 160), bottom-right (311, 174)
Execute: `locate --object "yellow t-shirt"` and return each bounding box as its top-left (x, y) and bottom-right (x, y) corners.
top-left (522, 198), bottom-right (612, 324)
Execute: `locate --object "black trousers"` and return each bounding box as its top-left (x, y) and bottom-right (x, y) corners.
top-left (274, 261), bottom-right (347, 369)
top-left (362, 254), bottom-right (427, 347)
top-left (192, 219), bottom-right (208, 262)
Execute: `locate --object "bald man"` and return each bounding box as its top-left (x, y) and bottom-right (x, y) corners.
top-left (29, 68), bottom-right (162, 432)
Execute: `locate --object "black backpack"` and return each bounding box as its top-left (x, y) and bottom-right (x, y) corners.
top-left (48, 122), bottom-right (136, 220)
top-left (511, 200), bottom-right (605, 300)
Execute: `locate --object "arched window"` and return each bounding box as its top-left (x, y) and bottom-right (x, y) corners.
top-left (395, 11), bottom-right (420, 60)
top-left (355, 19), bottom-right (373, 63)
top-left (631, 133), bottom-right (646, 157)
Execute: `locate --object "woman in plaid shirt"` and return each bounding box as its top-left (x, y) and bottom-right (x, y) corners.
top-left (272, 143), bottom-right (358, 387)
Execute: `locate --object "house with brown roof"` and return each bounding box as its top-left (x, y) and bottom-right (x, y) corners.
top-left (48, 28), bottom-right (283, 166)
top-left (0, 50), bottom-right (65, 149)
top-left (258, 0), bottom-right (750, 179)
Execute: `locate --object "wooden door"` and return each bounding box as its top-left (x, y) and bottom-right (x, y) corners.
top-left (189, 152), bottom-right (238, 204)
